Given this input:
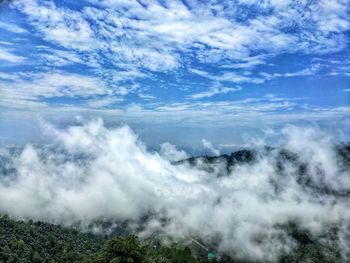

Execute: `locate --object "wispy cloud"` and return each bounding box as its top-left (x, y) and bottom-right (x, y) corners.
top-left (10, 0), bottom-right (350, 73)
top-left (0, 21), bottom-right (28, 34)
top-left (0, 0), bottom-right (348, 134)
top-left (11, 0), bottom-right (96, 51)
top-left (190, 69), bottom-right (263, 84)
top-left (259, 65), bottom-right (320, 80)
top-left (0, 41), bottom-right (13, 46)
top-left (0, 71), bottom-right (112, 109)
top-left (0, 48), bottom-right (26, 63)
top-left (189, 85), bottom-right (242, 99)
top-left (39, 49), bottom-right (85, 67)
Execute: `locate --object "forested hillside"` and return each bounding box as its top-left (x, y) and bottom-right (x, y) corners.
top-left (0, 215), bottom-right (344, 263)
top-left (0, 215), bottom-right (104, 262)
top-left (0, 215), bottom-right (214, 263)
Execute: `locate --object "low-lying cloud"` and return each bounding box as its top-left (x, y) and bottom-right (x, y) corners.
top-left (0, 119), bottom-right (349, 261)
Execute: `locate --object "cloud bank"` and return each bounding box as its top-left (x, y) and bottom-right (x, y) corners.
top-left (0, 119), bottom-right (349, 261)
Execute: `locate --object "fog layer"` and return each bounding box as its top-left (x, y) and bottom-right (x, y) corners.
top-left (0, 119), bottom-right (349, 261)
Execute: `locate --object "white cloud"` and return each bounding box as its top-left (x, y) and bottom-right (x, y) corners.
top-left (0, 120), bottom-right (349, 261)
top-left (0, 71), bottom-right (112, 109)
top-left (0, 48), bottom-right (26, 63)
top-left (159, 142), bottom-right (189, 162)
top-left (87, 96), bottom-right (123, 109)
top-left (0, 41), bottom-right (13, 45)
top-left (23, 72), bottom-right (110, 98)
top-left (10, 0), bottom-right (350, 73)
top-left (40, 49), bottom-right (84, 66)
top-left (190, 69), bottom-right (264, 84)
top-left (0, 21), bottom-right (28, 34)
top-left (12, 0), bottom-right (97, 51)
top-left (313, 0), bottom-right (350, 33)
top-left (202, 138), bottom-right (220, 156)
top-left (259, 63), bottom-right (323, 81)
top-left (221, 55), bottom-right (267, 69)
top-left (138, 93), bottom-right (156, 101)
top-left (0, 0), bottom-right (348, 130)
top-left (189, 85), bottom-right (242, 99)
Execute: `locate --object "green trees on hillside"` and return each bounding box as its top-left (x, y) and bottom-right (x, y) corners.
top-left (0, 215), bottom-right (343, 263)
top-left (0, 216), bottom-right (211, 263)
top-left (0, 215), bottom-right (104, 263)
top-left (85, 235), bottom-right (208, 263)
top-left (87, 235), bottom-right (150, 263)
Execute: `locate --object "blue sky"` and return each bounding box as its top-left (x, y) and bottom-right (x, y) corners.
top-left (0, 0), bottom-right (349, 150)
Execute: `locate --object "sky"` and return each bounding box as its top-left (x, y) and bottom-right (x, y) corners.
top-left (0, 0), bottom-right (349, 150)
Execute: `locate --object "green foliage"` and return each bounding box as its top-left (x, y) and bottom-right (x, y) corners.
top-left (91, 235), bottom-right (146, 263)
top-left (0, 215), bottom-right (343, 263)
top-left (157, 245), bottom-right (197, 263)
top-left (278, 222), bottom-right (342, 263)
top-left (0, 215), bottom-right (104, 263)
top-left (0, 216), bottom-right (207, 263)
top-left (86, 236), bottom-right (203, 263)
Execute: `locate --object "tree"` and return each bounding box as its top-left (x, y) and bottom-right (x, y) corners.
top-left (95, 235), bottom-right (145, 263)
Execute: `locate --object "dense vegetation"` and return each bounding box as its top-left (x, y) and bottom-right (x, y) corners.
top-left (0, 215), bottom-right (344, 263)
top-left (0, 215), bottom-right (104, 263)
top-left (0, 215), bottom-right (213, 263)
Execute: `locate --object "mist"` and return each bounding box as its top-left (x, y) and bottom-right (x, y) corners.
top-left (0, 118), bottom-right (349, 262)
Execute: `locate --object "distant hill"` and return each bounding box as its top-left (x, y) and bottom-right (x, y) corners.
top-left (176, 142), bottom-right (350, 178)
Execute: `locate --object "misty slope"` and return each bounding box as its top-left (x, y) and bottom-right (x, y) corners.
top-left (0, 144), bottom-right (348, 263)
top-left (179, 142), bottom-right (350, 190)
top-left (0, 120), bottom-right (350, 262)
top-left (0, 215), bottom-right (344, 263)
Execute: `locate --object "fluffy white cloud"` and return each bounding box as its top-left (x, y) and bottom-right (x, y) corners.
top-left (202, 138), bottom-right (220, 156)
top-left (159, 142), bottom-right (189, 162)
top-left (0, 119), bottom-right (349, 261)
